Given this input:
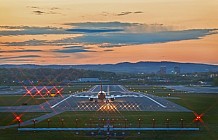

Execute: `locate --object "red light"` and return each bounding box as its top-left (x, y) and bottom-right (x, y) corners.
top-left (14, 114), bottom-right (22, 122)
top-left (193, 112), bottom-right (204, 123)
top-left (16, 116), bottom-right (20, 120)
top-left (57, 91), bottom-right (60, 94)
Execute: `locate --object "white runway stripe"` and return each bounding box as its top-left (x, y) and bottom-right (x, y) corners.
top-left (51, 95), bottom-right (73, 108)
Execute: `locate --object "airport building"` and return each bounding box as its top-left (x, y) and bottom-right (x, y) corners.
top-left (78, 78), bottom-right (100, 82)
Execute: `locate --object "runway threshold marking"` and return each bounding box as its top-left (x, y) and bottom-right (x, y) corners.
top-left (118, 85), bottom-right (128, 92)
top-left (51, 95), bottom-right (73, 108)
top-left (144, 95), bottom-right (167, 108)
top-left (89, 85), bottom-right (98, 92)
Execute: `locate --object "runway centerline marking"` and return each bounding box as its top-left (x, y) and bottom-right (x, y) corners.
top-left (51, 95), bottom-right (73, 108)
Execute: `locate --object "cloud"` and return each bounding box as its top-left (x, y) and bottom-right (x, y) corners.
top-left (0, 55), bottom-right (40, 60)
top-left (103, 49), bottom-right (114, 52)
top-left (0, 49), bottom-right (42, 53)
top-left (2, 39), bottom-right (47, 46)
top-left (33, 10), bottom-right (45, 15)
top-left (72, 29), bottom-right (215, 47)
top-left (53, 46), bottom-right (95, 53)
top-left (29, 6), bottom-right (39, 9)
top-left (65, 22), bottom-right (173, 33)
top-left (27, 6), bottom-right (61, 15)
top-left (134, 11), bottom-right (143, 14)
top-left (0, 22), bottom-right (217, 49)
top-left (50, 7), bottom-right (59, 10)
top-left (0, 26), bottom-right (60, 30)
top-left (65, 22), bottom-right (135, 28)
top-left (66, 28), bottom-right (123, 33)
top-left (98, 43), bottom-right (126, 48)
top-left (117, 12), bottom-right (132, 16)
top-left (0, 26), bottom-right (68, 36)
top-left (117, 11), bottom-right (143, 16)
top-left (1, 38), bottom-right (80, 47)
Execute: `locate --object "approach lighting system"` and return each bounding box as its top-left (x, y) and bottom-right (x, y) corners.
top-left (23, 86), bottom-right (64, 97)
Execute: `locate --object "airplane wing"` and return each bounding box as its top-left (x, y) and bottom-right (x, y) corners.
top-left (72, 95), bottom-right (98, 98)
top-left (105, 94), bottom-right (144, 98)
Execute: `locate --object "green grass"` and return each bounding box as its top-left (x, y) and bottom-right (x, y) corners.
top-left (0, 95), bottom-right (48, 106)
top-left (19, 111), bottom-right (194, 128)
top-left (0, 112), bottom-right (46, 126)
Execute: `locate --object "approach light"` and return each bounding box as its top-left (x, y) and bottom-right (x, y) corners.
top-left (16, 116), bottom-right (20, 121)
top-left (193, 112), bottom-right (204, 123)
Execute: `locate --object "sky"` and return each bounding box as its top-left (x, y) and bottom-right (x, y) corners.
top-left (0, 0), bottom-right (218, 65)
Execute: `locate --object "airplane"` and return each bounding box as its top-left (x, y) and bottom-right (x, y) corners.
top-left (72, 84), bottom-right (142, 103)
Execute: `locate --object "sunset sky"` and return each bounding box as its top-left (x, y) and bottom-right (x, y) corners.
top-left (0, 0), bottom-right (218, 65)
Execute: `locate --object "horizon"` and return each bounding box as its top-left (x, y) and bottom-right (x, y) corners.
top-left (1, 61), bottom-right (218, 66)
top-left (1, 0), bottom-right (218, 65)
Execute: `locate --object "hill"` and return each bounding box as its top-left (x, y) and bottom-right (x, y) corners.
top-left (1, 61), bottom-right (218, 74)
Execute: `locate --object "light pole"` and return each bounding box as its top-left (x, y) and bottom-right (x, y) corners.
top-left (180, 119), bottom-right (184, 128)
top-left (102, 119), bottom-right (105, 126)
top-left (32, 119), bottom-right (37, 128)
top-left (16, 116), bottom-right (21, 128)
top-left (18, 120), bottom-right (21, 128)
top-left (166, 119), bottom-right (170, 128)
top-left (47, 119), bottom-right (51, 128)
top-left (138, 118), bottom-right (141, 128)
top-left (152, 119), bottom-right (156, 128)
top-left (61, 118), bottom-right (64, 127)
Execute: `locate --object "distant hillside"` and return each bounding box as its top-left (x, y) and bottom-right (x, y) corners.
top-left (1, 61), bottom-right (218, 74)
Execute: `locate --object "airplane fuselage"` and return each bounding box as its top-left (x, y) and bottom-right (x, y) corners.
top-left (98, 91), bottom-right (106, 100)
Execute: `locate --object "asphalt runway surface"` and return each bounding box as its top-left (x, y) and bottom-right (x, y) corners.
top-left (165, 85), bottom-right (218, 93)
top-left (0, 85), bottom-right (191, 129)
top-left (47, 85), bottom-right (190, 112)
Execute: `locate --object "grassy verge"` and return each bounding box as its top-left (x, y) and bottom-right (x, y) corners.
top-left (0, 95), bottom-right (49, 106)
top-left (0, 112), bottom-right (46, 126)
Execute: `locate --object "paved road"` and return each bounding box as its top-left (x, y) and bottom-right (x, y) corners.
top-left (0, 85), bottom-right (191, 129)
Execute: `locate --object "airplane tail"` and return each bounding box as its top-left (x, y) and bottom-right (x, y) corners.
top-left (100, 81), bottom-right (102, 93)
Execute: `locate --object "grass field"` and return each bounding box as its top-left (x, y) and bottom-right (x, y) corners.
top-left (0, 85), bottom-right (218, 140)
top-left (0, 95), bottom-right (48, 106)
top-left (0, 84), bottom-right (92, 106)
top-left (0, 112), bottom-right (46, 126)
top-left (0, 95), bottom-right (49, 106)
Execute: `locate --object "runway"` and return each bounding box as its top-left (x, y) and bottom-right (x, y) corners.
top-left (0, 85), bottom-right (191, 129)
top-left (0, 85), bottom-right (191, 112)
top-left (47, 85), bottom-right (190, 112)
